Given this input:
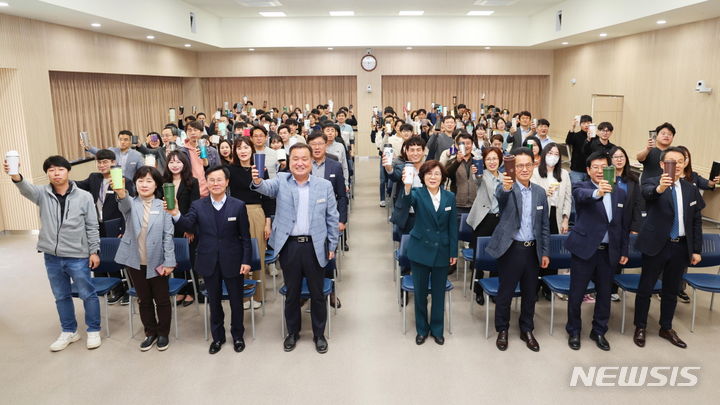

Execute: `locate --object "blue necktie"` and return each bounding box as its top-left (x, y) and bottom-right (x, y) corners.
top-left (669, 186), bottom-right (679, 239)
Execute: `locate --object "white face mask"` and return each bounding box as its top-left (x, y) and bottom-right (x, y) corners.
top-left (545, 154), bottom-right (560, 167)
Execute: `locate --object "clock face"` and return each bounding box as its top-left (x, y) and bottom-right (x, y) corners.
top-left (361, 54), bottom-right (377, 72)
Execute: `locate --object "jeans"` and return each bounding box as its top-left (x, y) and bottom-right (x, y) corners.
top-left (44, 254), bottom-right (101, 332)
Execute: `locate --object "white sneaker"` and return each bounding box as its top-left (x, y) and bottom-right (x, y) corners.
top-left (268, 264), bottom-right (279, 277)
top-left (86, 331), bottom-right (102, 349)
top-left (611, 293), bottom-right (621, 302)
top-left (379, 201), bottom-right (386, 207)
top-left (243, 300), bottom-right (262, 310)
top-left (49, 331), bottom-right (80, 352)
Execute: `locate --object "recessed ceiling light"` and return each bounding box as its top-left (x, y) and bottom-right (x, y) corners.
top-left (0, 2), bottom-right (9, 7)
top-left (249, 48), bottom-right (255, 51)
top-left (656, 19), bottom-right (667, 24)
top-left (467, 11), bottom-right (494, 16)
top-left (599, 32), bottom-right (608, 37)
top-left (406, 47), bottom-right (413, 50)
top-left (329, 11), bottom-right (354, 17)
top-left (184, 44), bottom-right (192, 47)
top-left (90, 23), bottom-right (101, 28)
top-left (484, 46), bottom-right (491, 49)
top-left (146, 35), bottom-right (155, 39)
top-left (328, 47), bottom-right (334, 50)
top-left (259, 11), bottom-right (286, 17)
top-left (399, 11), bottom-right (424, 16)
top-left (561, 41), bottom-right (569, 45)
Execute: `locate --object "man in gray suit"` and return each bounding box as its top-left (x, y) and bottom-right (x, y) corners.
top-left (251, 143), bottom-right (339, 354)
top-left (485, 148), bottom-right (550, 352)
top-left (82, 130), bottom-right (145, 180)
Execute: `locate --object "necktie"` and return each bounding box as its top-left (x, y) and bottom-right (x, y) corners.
top-left (669, 186), bottom-right (679, 239)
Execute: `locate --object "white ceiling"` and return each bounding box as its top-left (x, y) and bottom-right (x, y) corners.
top-left (184, 0), bottom-right (563, 18)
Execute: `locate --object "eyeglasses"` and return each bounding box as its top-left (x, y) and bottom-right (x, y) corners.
top-left (207, 178), bottom-right (226, 184)
top-left (612, 155), bottom-right (625, 160)
top-left (589, 165), bottom-right (607, 171)
top-left (516, 163), bottom-right (534, 170)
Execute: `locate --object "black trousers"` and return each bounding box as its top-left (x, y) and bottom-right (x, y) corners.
top-left (472, 213), bottom-right (500, 295)
top-left (634, 240), bottom-right (689, 330)
top-left (495, 242), bottom-right (539, 332)
top-left (538, 206), bottom-right (560, 295)
top-left (566, 249), bottom-right (613, 336)
top-left (280, 238), bottom-right (327, 338)
top-left (204, 263), bottom-right (245, 342)
top-left (127, 266), bottom-right (171, 337)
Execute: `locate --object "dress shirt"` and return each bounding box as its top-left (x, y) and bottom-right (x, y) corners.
top-left (290, 177), bottom-right (311, 236)
top-left (674, 180), bottom-right (685, 237)
top-left (211, 194), bottom-right (227, 211)
top-left (428, 188), bottom-right (441, 211)
top-left (312, 159), bottom-right (326, 178)
top-left (539, 136), bottom-right (553, 149)
top-left (591, 182), bottom-right (613, 243)
top-left (513, 182), bottom-right (534, 241)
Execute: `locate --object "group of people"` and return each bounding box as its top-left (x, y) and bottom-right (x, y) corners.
top-left (379, 103), bottom-right (717, 352)
top-left (6, 101), bottom-right (352, 354)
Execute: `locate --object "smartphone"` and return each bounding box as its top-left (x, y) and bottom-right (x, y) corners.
top-left (79, 131), bottom-right (90, 146)
top-left (588, 124), bottom-right (597, 137)
top-left (168, 108), bottom-right (176, 123)
top-left (214, 110), bottom-right (221, 120)
top-left (191, 105), bottom-right (197, 115)
top-left (179, 105), bottom-right (184, 115)
top-left (648, 130), bottom-right (657, 140)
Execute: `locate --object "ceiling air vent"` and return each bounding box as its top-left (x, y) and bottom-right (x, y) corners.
top-left (474, 0), bottom-right (518, 6)
top-left (235, 0), bottom-right (283, 7)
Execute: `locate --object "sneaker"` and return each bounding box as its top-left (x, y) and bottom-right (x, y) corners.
top-left (119, 294), bottom-right (130, 306)
top-left (156, 336), bottom-right (169, 351)
top-left (243, 300), bottom-right (262, 310)
top-left (555, 293), bottom-right (568, 301)
top-left (379, 201), bottom-right (386, 207)
top-left (86, 331), bottom-right (102, 349)
top-left (678, 291), bottom-right (691, 303)
top-left (49, 331), bottom-right (80, 352)
top-left (611, 293), bottom-right (621, 302)
top-left (107, 292), bottom-right (122, 305)
top-left (140, 335), bottom-right (157, 352)
top-left (583, 294), bottom-right (596, 303)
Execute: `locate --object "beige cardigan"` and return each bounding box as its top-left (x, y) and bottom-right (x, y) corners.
top-left (531, 167), bottom-right (572, 232)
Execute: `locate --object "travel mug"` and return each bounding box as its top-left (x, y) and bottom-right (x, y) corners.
top-left (5, 150), bottom-right (20, 175)
top-left (503, 155), bottom-right (516, 181)
top-left (663, 160), bottom-right (677, 182)
top-left (254, 153), bottom-right (266, 175)
top-left (110, 166), bottom-right (123, 189)
top-left (472, 158), bottom-right (484, 177)
top-left (144, 154), bottom-right (156, 167)
top-left (163, 183), bottom-right (176, 210)
top-left (403, 163), bottom-right (414, 185)
top-left (199, 139), bottom-right (208, 159)
top-left (603, 166), bottom-right (616, 188)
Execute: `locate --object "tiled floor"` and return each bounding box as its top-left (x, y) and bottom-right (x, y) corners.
top-left (0, 157), bottom-right (718, 404)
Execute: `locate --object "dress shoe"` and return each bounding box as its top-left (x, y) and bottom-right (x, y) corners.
top-left (283, 334), bottom-right (299, 352)
top-left (314, 335), bottom-right (328, 354)
top-left (182, 297), bottom-right (194, 307)
top-left (659, 328), bottom-right (687, 348)
top-left (432, 335), bottom-right (445, 345)
top-left (156, 336), bottom-right (169, 351)
top-left (233, 338), bottom-right (245, 352)
top-left (678, 291), bottom-right (691, 303)
top-left (520, 331), bottom-right (540, 352)
top-left (329, 293), bottom-right (342, 309)
top-left (208, 339), bottom-right (225, 355)
top-left (589, 331), bottom-right (610, 351)
top-left (475, 294), bottom-right (485, 306)
top-left (415, 334), bottom-right (428, 345)
top-left (568, 334), bottom-right (581, 350)
top-left (633, 328), bottom-right (646, 348)
top-left (496, 330), bottom-right (508, 351)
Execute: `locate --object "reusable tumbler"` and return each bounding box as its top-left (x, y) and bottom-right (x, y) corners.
top-left (503, 155), bottom-right (516, 181)
top-left (163, 183), bottom-right (176, 210)
top-left (254, 153), bottom-right (266, 175)
top-left (110, 166), bottom-right (123, 189)
top-left (5, 150), bottom-right (19, 175)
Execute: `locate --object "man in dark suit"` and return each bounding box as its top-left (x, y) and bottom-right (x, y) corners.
top-left (564, 151), bottom-right (629, 351)
top-left (633, 147), bottom-right (704, 349)
top-left (308, 131), bottom-right (348, 309)
top-left (75, 149), bottom-right (135, 304)
top-left (508, 111), bottom-right (536, 151)
top-left (167, 165), bottom-right (252, 354)
top-left (486, 148), bottom-right (550, 352)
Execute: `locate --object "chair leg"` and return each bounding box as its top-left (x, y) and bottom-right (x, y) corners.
top-left (463, 261), bottom-right (468, 297)
top-left (250, 296), bottom-right (256, 340)
top-left (203, 298), bottom-right (209, 341)
top-left (281, 295), bottom-right (286, 338)
top-left (402, 291), bottom-right (407, 335)
top-left (485, 293), bottom-right (490, 339)
top-left (691, 288), bottom-right (697, 333)
top-left (327, 294), bottom-right (331, 339)
top-left (711, 292), bottom-right (715, 311)
top-left (128, 297), bottom-right (134, 339)
top-left (173, 298), bottom-right (179, 339)
top-left (104, 296), bottom-right (110, 338)
top-left (550, 292), bottom-right (555, 336)
top-left (621, 290), bottom-right (626, 335)
top-left (447, 291), bottom-right (452, 335)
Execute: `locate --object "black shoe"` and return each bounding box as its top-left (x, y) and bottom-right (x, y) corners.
top-left (314, 335), bottom-right (328, 354)
top-left (182, 298), bottom-right (194, 307)
top-left (678, 291), bottom-right (690, 303)
top-left (568, 334), bottom-right (581, 350)
top-left (140, 335), bottom-right (157, 352)
top-left (633, 327), bottom-right (646, 348)
top-left (589, 331), bottom-right (610, 351)
top-left (343, 243), bottom-right (349, 252)
top-left (415, 334), bottom-right (428, 345)
top-left (209, 339), bottom-right (225, 355)
top-left (432, 335), bottom-right (445, 345)
top-left (475, 294), bottom-right (485, 306)
top-left (233, 338), bottom-right (245, 353)
top-left (496, 330), bottom-right (508, 351)
top-left (119, 294), bottom-right (130, 306)
top-left (157, 336), bottom-right (169, 351)
top-left (520, 331), bottom-right (540, 352)
top-left (543, 290), bottom-right (552, 302)
top-left (490, 296), bottom-right (496, 304)
top-left (107, 292), bottom-right (122, 305)
top-left (283, 334), bottom-right (299, 352)
top-left (659, 328), bottom-right (687, 349)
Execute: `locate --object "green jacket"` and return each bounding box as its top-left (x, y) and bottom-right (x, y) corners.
top-left (402, 187), bottom-right (458, 267)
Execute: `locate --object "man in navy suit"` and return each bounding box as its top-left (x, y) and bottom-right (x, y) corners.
top-left (308, 131), bottom-right (348, 309)
top-left (167, 165), bottom-right (252, 354)
top-left (564, 151), bottom-right (629, 351)
top-left (486, 148), bottom-right (550, 352)
top-left (633, 147), bottom-right (705, 349)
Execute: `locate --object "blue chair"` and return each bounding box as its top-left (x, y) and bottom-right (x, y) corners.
top-left (458, 213), bottom-right (476, 296)
top-left (685, 233), bottom-right (720, 332)
top-left (395, 234), bottom-right (410, 310)
top-left (543, 275), bottom-right (595, 335)
top-left (128, 238), bottom-right (193, 339)
top-left (71, 237), bottom-right (123, 337)
top-left (624, 233), bottom-right (643, 269)
top-left (614, 274), bottom-right (661, 334)
top-left (264, 247), bottom-right (280, 299)
top-left (102, 218), bottom-right (122, 238)
top-left (279, 278), bottom-right (334, 338)
top-left (392, 224), bottom-right (401, 283)
top-left (200, 238), bottom-right (264, 340)
top-left (476, 278), bottom-right (521, 339)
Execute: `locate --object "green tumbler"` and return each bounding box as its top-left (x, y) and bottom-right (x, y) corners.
top-left (603, 166), bottom-right (616, 189)
top-left (163, 183), bottom-right (176, 210)
top-left (110, 166), bottom-right (123, 190)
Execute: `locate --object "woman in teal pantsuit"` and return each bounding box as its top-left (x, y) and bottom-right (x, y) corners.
top-left (401, 160), bottom-right (458, 345)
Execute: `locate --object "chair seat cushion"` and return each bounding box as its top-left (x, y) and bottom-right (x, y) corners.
top-left (542, 275), bottom-right (595, 294)
top-left (461, 248), bottom-right (474, 262)
top-left (400, 275), bottom-right (454, 292)
top-left (73, 277), bottom-right (121, 297)
top-left (684, 273), bottom-right (720, 293)
top-left (477, 277), bottom-right (520, 297)
top-left (168, 278), bottom-right (188, 296)
top-left (614, 274), bottom-right (661, 293)
top-left (199, 279), bottom-right (260, 299)
top-left (265, 249), bottom-right (279, 264)
top-left (279, 278), bottom-right (333, 297)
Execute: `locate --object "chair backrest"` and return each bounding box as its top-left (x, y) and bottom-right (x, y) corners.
top-left (392, 224), bottom-right (401, 243)
top-left (103, 218), bottom-right (122, 238)
top-left (173, 238), bottom-right (191, 273)
top-left (458, 213), bottom-right (475, 244)
top-left (96, 237), bottom-right (124, 274)
top-left (398, 234), bottom-right (411, 268)
top-left (474, 236), bottom-right (498, 272)
top-left (549, 234), bottom-right (572, 269)
top-left (691, 233), bottom-right (720, 268)
top-left (625, 233), bottom-right (643, 268)
top-left (250, 238), bottom-right (261, 271)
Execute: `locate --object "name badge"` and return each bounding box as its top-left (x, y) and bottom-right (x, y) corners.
top-left (690, 201), bottom-right (697, 206)
top-left (317, 198), bottom-right (326, 203)
top-left (106, 190), bottom-right (115, 194)
top-left (536, 206), bottom-right (544, 210)
top-left (617, 203), bottom-right (624, 208)
top-left (150, 211), bottom-right (159, 215)
top-left (330, 174), bottom-right (336, 178)
top-left (228, 217), bottom-right (237, 221)
top-left (444, 206), bottom-right (451, 211)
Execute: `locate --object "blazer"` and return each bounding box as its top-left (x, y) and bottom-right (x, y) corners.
top-left (174, 196), bottom-right (252, 278)
top-left (75, 172), bottom-right (136, 235)
top-left (485, 182), bottom-right (550, 260)
top-left (564, 181), bottom-right (629, 264)
top-left (87, 146), bottom-right (144, 180)
top-left (402, 187), bottom-right (459, 267)
top-left (320, 158), bottom-right (348, 224)
top-left (135, 144), bottom-right (191, 175)
top-left (252, 172), bottom-right (339, 268)
top-left (530, 168), bottom-right (572, 232)
top-left (466, 171), bottom-right (502, 229)
top-left (388, 159), bottom-right (413, 230)
top-left (619, 177), bottom-right (645, 233)
top-left (114, 196), bottom-right (176, 279)
top-left (175, 178), bottom-right (200, 215)
top-left (636, 176), bottom-right (705, 259)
